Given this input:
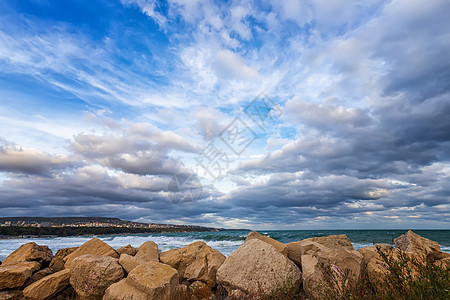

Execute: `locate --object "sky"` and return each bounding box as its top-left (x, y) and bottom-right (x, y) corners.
top-left (0, 0), bottom-right (449, 230)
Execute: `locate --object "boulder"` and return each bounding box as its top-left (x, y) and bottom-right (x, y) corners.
top-left (23, 269), bottom-right (70, 300)
top-left (135, 241), bottom-right (159, 262)
top-left (70, 254), bottom-right (124, 299)
top-left (119, 254), bottom-right (144, 273)
top-left (0, 261), bottom-right (41, 290)
top-left (357, 244), bottom-right (393, 266)
top-left (216, 239), bottom-right (301, 296)
top-left (1, 243), bottom-right (52, 266)
top-left (303, 234), bottom-right (354, 251)
top-left (116, 245), bottom-right (137, 256)
top-left (160, 241), bottom-right (225, 287)
top-left (189, 280), bottom-right (212, 299)
top-left (27, 267), bottom-right (54, 285)
top-left (103, 279), bottom-right (147, 300)
top-left (64, 238), bottom-right (118, 268)
top-left (434, 256), bottom-right (450, 269)
top-left (0, 290), bottom-right (22, 300)
top-left (49, 247), bottom-right (78, 272)
top-left (298, 241), bottom-right (364, 299)
top-left (287, 235), bottom-right (355, 267)
top-left (394, 230), bottom-right (444, 260)
top-left (126, 261), bottom-right (179, 300)
top-left (245, 231), bottom-right (289, 256)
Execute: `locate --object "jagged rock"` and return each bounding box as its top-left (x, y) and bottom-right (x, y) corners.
top-left (126, 261), bottom-right (179, 300)
top-left (287, 234), bottom-right (354, 266)
top-left (103, 278), bottom-right (147, 300)
top-left (64, 238), bottom-right (118, 268)
top-left (116, 245), bottom-right (137, 256)
top-left (27, 267), bottom-right (54, 285)
top-left (394, 230), bottom-right (445, 260)
top-left (119, 254), bottom-right (144, 273)
top-left (245, 231), bottom-right (289, 256)
top-left (0, 290), bottom-right (22, 300)
top-left (298, 241), bottom-right (363, 299)
top-left (23, 269), bottom-right (70, 300)
top-left (189, 280), bottom-right (212, 299)
top-left (357, 244), bottom-right (393, 266)
top-left (70, 254), bottom-right (124, 299)
top-left (216, 239), bottom-right (301, 296)
top-left (1, 243), bottom-right (52, 266)
top-left (49, 247), bottom-right (78, 272)
top-left (0, 261), bottom-right (41, 290)
top-left (135, 241), bottom-right (159, 262)
top-left (160, 241), bottom-right (225, 287)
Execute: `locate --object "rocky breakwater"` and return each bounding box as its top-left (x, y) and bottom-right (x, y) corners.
top-left (0, 230), bottom-right (449, 299)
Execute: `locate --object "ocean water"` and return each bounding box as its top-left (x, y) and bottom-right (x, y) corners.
top-left (0, 230), bottom-right (449, 262)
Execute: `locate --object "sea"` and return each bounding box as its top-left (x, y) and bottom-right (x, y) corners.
top-left (1, 230), bottom-right (449, 262)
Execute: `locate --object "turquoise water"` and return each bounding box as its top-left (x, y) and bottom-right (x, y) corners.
top-left (1, 230), bottom-right (449, 261)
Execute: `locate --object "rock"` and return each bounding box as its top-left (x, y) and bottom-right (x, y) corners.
top-left (298, 241), bottom-right (364, 299)
top-left (160, 241), bottom-right (225, 287)
top-left (1, 243), bottom-right (52, 266)
top-left (23, 269), bottom-right (70, 300)
top-left (434, 256), bottom-right (450, 269)
top-left (49, 247), bottom-right (78, 272)
top-left (126, 261), bottom-right (179, 300)
top-left (135, 241), bottom-right (159, 262)
top-left (305, 234), bottom-right (354, 251)
top-left (0, 290), bottom-right (22, 300)
top-left (70, 254), bottom-right (124, 299)
top-left (0, 261), bottom-right (41, 290)
top-left (357, 244), bottom-right (393, 266)
top-left (119, 254), bottom-right (144, 273)
top-left (287, 235), bottom-right (355, 267)
top-left (189, 280), bottom-right (212, 299)
top-left (226, 289), bottom-right (247, 299)
top-left (27, 267), bottom-right (54, 285)
top-left (394, 230), bottom-right (444, 260)
top-left (245, 231), bottom-right (289, 256)
top-left (116, 245), bottom-right (137, 256)
top-left (64, 238), bottom-right (118, 268)
top-left (103, 279), bottom-right (147, 300)
top-left (216, 239), bottom-right (301, 296)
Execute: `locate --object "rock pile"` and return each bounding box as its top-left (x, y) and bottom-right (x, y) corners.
top-left (0, 230), bottom-right (448, 299)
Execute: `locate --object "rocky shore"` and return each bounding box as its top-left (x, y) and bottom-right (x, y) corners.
top-left (0, 230), bottom-right (449, 299)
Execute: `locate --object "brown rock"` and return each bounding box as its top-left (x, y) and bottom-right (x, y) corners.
top-left (135, 241), bottom-right (159, 262)
top-left (118, 254), bottom-right (144, 273)
top-left (126, 261), bottom-right (179, 300)
top-left (0, 261), bottom-right (41, 290)
top-left (27, 267), bottom-right (54, 285)
top-left (227, 289), bottom-right (247, 299)
top-left (357, 244), bottom-right (393, 266)
top-left (434, 256), bottom-right (450, 269)
top-left (64, 238), bottom-right (118, 268)
top-left (160, 241), bottom-right (225, 287)
top-left (298, 241), bottom-right (364, 299)
top-left (1, 243), bottom-right (52, 266)
top-left (116, 245), bottom-right (137, 256)
top-left (394, 230), bottom-right (444, 260)
top-left (23, 269), bottom-right (70, 300)
top-left (0, 290), bottom-right (22, 300)
top-left (216, 239), bottom-right (301, 296)
top-left (70, 254), bottom-right (124, 299)
top-left (103, 279), bottom-right (147, 300)
top-left (245, 231), bottom-right (289, 256)
top-left (49, 247), bottom-right (78, 272)
top-left (189, 280), bottom-right (212, 299)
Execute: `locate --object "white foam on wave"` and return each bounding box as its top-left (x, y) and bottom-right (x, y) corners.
top-left (0, 234), bottom-right (245, 261)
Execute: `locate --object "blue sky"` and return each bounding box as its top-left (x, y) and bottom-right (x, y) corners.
top-left (0, 0), bottom-right (449, 229)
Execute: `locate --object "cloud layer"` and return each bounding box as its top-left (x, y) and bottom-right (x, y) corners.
top-left (0, 0), bottom-right (449, 229)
